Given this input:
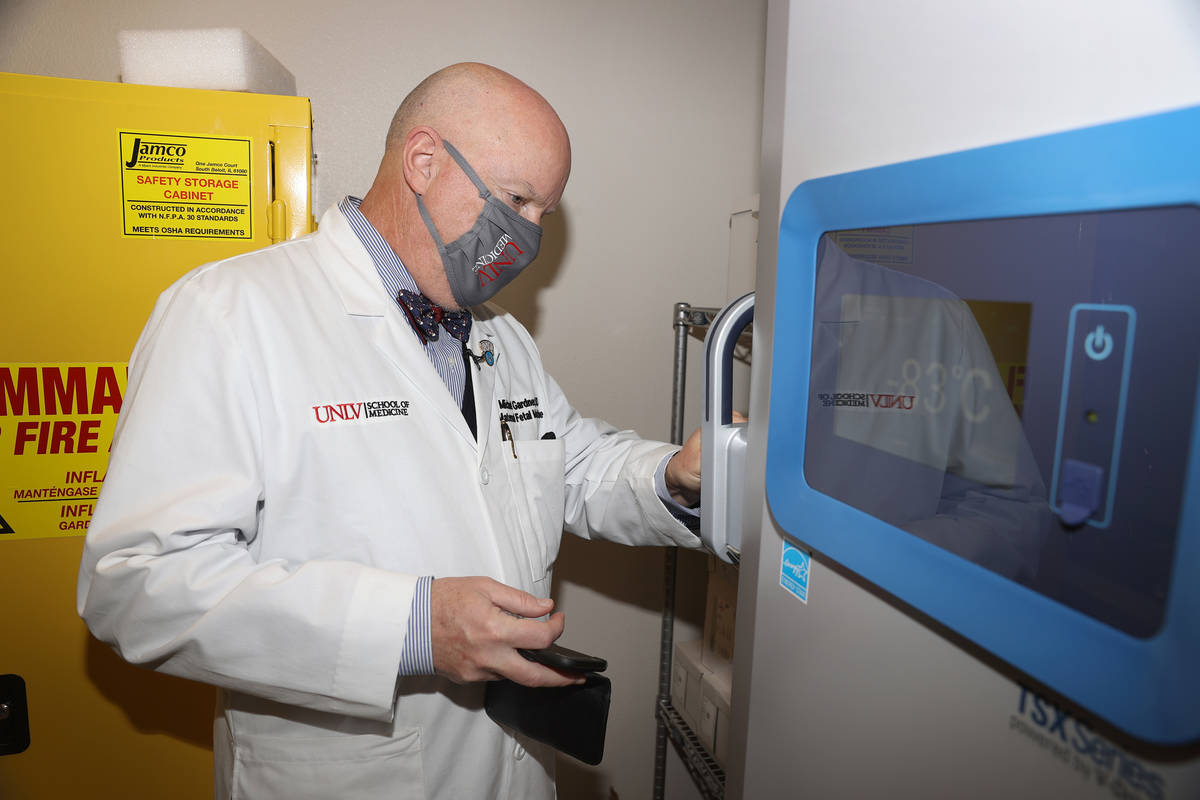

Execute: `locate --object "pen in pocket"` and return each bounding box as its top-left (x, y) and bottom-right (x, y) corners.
top-left (500, 421), bottom-right (517, 458)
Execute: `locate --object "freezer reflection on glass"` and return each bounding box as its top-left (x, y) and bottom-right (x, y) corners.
top-left (805, 237), bottom-right (1051, 584)
top-left (802, 207), bottom-right (1200, 638)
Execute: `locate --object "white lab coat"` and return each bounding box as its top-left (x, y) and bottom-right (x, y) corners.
top-left (77, 204), bottom-right (698, 799)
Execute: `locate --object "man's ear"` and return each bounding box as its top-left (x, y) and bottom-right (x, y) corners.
top-left (402, 127), bottom-right (440, 195)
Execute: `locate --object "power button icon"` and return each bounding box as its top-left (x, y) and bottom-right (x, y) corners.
top-left (1053, 304), bottom-right (1135, 529)
top-left (1084, 325), bottom-right (1114, 361)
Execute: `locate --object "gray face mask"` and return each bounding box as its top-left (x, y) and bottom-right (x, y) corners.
top-left (415, 140), bottom-right (543, 308)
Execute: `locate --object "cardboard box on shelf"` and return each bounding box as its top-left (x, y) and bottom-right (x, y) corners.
top-left (700, 654), bottom-right (733, 767)
top-left (670, 639), bottom-right (708, 734)
top-left (703, 554), bottom-right (739, 668)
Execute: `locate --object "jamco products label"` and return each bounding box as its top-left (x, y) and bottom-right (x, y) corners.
top-left (120, 130), bottom-right (252, 239)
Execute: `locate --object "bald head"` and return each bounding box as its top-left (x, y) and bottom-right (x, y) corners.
top-left (384, 64), bottom-right (568, 164)
top-left (382, 63), bottom-right (570, 200)
top-left (359, 63), bottom-right (570, 309)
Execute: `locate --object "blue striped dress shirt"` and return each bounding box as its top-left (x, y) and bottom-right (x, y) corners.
top-left (339, 196), bottom-right (443, 677)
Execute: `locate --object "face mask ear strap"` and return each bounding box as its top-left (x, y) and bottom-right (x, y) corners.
top-left (441, 140), bottom-right (491, 200)
top-left (413, 193), bottom-right (447, 249)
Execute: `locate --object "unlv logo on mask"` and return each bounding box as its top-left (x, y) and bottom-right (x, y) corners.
top-left (474, 234), bottom-right (524, 285)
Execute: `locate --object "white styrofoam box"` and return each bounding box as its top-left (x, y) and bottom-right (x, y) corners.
top-left (118, 28), bottom-right (296, 96)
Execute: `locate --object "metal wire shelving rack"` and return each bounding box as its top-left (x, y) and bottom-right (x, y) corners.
top-left (652, 302), bottom-right (727, 800)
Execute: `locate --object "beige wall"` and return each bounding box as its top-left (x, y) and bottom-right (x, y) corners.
top-left (0, 1), bottom-right (765, 797)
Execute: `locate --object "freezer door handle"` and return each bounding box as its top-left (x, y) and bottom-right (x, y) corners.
top-left (700, 292), bottom-right (754, 564)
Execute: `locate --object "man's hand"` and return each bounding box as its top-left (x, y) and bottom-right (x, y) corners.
top-left (430, 576), bottom-right (583, 687)
top-left (664, 412), bottom-right (747, 507)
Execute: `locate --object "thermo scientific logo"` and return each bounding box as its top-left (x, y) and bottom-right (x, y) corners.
top-left (125, 137), bottom-right (187, 168)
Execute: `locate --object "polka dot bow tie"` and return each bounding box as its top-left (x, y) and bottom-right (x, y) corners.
top-left (396, 289), bottom-right (472, 345)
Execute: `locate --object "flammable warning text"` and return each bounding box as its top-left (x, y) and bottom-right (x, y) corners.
top-left (13, 485), bottom-right (98, 500)
top-left (1, 365), bottom-right (124, 455)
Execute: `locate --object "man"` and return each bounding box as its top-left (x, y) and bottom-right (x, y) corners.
top-left (77, 63), bottom-right (704, 799)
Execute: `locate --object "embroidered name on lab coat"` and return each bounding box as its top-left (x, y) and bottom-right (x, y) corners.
top-left (497, 396), bottom-right (543, 423)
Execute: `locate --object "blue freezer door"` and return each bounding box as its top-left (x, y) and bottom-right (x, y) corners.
top-left (765, 104), bottom-right (1200, 746)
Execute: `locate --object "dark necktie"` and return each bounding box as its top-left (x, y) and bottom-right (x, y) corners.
top-left (395, 289), bottom-right (472, 345)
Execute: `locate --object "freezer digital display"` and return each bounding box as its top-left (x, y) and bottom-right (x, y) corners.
top-left (804, 209), bottom-right (1200, 637)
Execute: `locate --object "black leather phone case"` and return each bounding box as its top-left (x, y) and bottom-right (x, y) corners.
top-left (484, 673), bottom-right (612, 765)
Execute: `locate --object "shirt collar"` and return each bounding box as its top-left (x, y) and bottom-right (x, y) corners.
top-left (338, 196), bottom-right (420, 300)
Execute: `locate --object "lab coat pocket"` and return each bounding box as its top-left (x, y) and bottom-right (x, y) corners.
top-left (512, 438), bottom-right (566, 582)
top-left (231, 728), bottom-right (423, 800)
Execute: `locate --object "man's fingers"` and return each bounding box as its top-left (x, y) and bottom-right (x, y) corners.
top-left (502, 659), bottom-right (586, 688)
top-left (490, 611), bottom-right (582, 687)
top-left (485, 579), bottom-right (555, 619)
top-left (500, 610), bottom-right (565, 650)
top-left (430, 576), bottom-right (571, 685)
top-left (500, 638), bottom-right (587, 687)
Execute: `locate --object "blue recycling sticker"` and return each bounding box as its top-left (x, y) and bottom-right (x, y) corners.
top-left (780, 540), bottom-right (810, 603)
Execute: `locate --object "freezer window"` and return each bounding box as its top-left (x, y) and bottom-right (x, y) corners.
top-left (802, 207), bottom-right (1200, 638)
